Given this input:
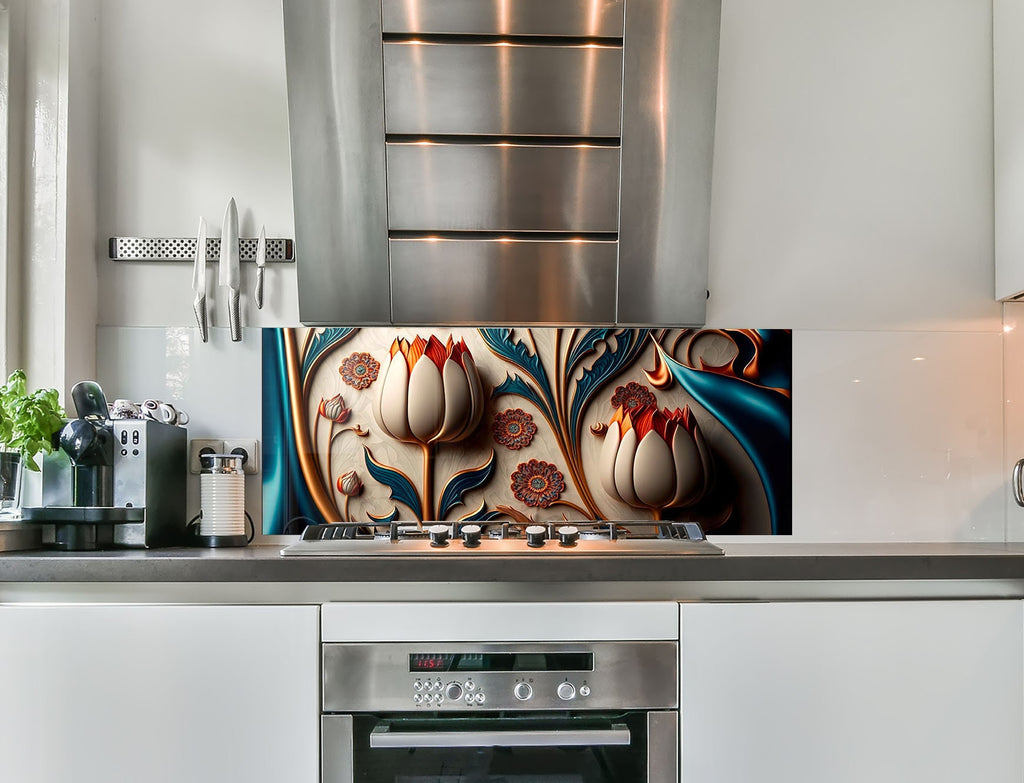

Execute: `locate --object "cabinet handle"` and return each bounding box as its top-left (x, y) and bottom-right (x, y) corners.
top-left (1013, 459), bottom-right (1024, 507)
top-left (369, 724), bottom-right (630, 749)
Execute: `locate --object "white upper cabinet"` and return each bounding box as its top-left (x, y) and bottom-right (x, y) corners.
top-left (996, 0), bottom-right (1024, 299)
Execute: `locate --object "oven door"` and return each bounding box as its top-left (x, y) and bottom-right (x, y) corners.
top-left (323, 711), bottom-right (677, 783)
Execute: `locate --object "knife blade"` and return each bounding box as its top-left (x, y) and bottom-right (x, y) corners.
top-left (192, 217), bottom-right (209, 342)
top-left (254, 224), bottom-right (266, 310)
top-left (219, 197), bottom-right (241, 342)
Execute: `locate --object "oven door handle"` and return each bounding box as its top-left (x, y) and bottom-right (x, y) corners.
top-left (369, 723), bottom-right (631, 749)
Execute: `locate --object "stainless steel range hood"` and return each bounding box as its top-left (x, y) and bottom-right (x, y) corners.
top-left (283, 0), bottom-right (721, 326)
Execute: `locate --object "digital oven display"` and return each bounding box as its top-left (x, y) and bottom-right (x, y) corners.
top-left (409, 652), bottom-right (594, 673)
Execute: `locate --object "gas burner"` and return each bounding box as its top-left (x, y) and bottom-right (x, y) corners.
top-left (281, 519), bottom-right (723, 557)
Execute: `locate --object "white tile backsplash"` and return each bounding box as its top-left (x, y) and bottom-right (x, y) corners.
top-left (94, 326), bottom-right (1010, 543)
top-left (96, 326), bottom-right (263, 528)
top-left (1002, 303), bottom-right (1024, 540)
top-left (793, 330), bottom-right (1004, 541)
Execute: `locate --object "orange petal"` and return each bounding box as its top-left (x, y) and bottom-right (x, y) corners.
top-left (424, 335), bottom-right (449, 371)
top-left (408, 336), bottom-right (427, 369)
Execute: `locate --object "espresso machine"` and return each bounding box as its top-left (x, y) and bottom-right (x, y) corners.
top-left (22, 381), bottom-right (187, 550)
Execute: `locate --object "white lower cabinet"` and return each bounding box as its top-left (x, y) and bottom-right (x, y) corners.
top-left (0, 604), bottom-right (319, 783)
top-left (679, 600), bottom-right (1023, 783)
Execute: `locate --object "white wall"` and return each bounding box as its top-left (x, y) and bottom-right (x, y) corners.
top-left (96, 0), bottom-right (297, 328)
top-left (90, 0), bottom-right (1003, 541)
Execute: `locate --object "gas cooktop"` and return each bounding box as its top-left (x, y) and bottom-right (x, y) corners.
top-left (280, 520), bottom-right (723, 557)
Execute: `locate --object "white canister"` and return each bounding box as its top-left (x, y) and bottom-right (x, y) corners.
top-left (199, 453), bottom-right (248, 546)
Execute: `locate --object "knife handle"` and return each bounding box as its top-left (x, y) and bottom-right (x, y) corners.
top-left (193, 294), bottom-right (209, 343)
top-left (228, 289), bottom-right (241, 342)
top-left (255, 267), bottom-right (265, 310)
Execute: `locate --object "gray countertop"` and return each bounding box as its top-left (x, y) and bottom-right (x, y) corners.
top-left (2, 541), bottom-right (1024, 587)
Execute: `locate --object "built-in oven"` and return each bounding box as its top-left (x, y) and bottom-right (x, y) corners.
top-left (321, 640), bottom-right (678, 782)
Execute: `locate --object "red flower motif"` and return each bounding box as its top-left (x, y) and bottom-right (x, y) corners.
top-left (510, 460), bottom-right (565, 509)
top-left (492, 408), bottom-right (538, 450)
top-left (610, 381), bottom-right (656, 413)
top-left (318, 393), bottom-right (351, 423)
top-left (340, 352), bottom-right (380, 390)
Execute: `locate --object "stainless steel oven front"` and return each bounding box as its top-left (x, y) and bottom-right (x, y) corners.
top-left (321, 641), bottom-right (678, 782)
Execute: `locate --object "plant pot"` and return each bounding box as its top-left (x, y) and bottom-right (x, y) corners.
top-left (0, 451), bottom-right (23, 517)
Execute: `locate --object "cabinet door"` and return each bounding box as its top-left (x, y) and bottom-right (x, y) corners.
top-left (0, 604), bottom-right (319, 783)
top-left (680, 601), bottom-right (1023, 783)
top-left (996, 0), bottom-right (1024, 299)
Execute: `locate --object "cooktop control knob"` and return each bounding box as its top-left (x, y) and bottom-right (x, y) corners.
top-left (557, 682), bottom-right (576, 701)
top-left (557, 525), bottom-right (579, 546)
top-left (514, 682), bottom-right (533, 701)
top-left (525, 525), bottom-right (547, 548)
top-left (445, 682), bottom-right (464, 702)
top-left (428, 524), bottom-right (450, 547)
top-left (460, 524), bottom-right (482, 548)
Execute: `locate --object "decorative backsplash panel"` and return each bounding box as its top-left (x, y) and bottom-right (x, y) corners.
top-left (263, 328), bottom-right (792, 535)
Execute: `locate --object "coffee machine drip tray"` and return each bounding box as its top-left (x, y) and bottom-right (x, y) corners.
top-left (22, 507), bottom-right (145, 523)
top-left (20, 506), bottom-right (146, 551)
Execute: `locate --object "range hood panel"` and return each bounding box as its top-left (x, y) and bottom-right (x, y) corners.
top-left (284, 0), bottom-right (720, 326)
top-left (381, 0), bottom-right (626, 38)
top-left (386, 143), bottom-right (621, 233)
top-left (390, 239), bottom-right (618, 325)
top-left (383, 42), bottom-right (624, 137)
top-left (283, 0), bottom-right (391, 325)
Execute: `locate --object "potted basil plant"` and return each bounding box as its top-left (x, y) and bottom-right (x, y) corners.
top-left (0, 370), bottom-right (65, 516)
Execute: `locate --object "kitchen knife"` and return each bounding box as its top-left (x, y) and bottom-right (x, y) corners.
top-left (254, 224), bottom-right (266, 310)
top-left (219, 197), bottom-right (241, 342)
top-left (192, 217), bottom-right (209, 342)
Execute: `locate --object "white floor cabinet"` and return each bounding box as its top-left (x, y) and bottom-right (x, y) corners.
top-left (0, 604), bottom-right (319, 783)
top-left (679, 600), bottom-right (1023, 783)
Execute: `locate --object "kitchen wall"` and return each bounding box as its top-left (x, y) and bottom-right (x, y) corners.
top-left (90, 0), bottom-right (1004, 541)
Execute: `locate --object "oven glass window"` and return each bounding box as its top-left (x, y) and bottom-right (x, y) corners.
top-left (348, 713), bottom-right (647, 782)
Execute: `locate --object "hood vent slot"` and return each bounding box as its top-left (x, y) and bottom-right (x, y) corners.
top-left (284, 0), bottom-right (720, 326)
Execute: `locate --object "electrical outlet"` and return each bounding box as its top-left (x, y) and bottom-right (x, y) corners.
top-left (189, 439), bottom-right (224, 474)
top-left (223, 438), bottom-right (260, 475)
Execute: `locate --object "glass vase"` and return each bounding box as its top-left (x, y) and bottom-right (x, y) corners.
top-left (0, 451), bottom-right (23, 518)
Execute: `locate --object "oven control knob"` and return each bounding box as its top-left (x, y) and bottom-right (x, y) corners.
top-left (514, 682), bottom-right (533, 701)
top-left (579, 685), bottom-right (591, 697)
top-left (445, 682), bottom-right (464, 701)
top-left (557, 682), bottom-right (576, 701)
top-left (556, 525), bottom-right (579, 546)
top-left (428, 524), bottom-right (450, 547)
top-left (525, 525), bottom-right (547, 548)
top-left (460, 524), bottom-right (482, 548)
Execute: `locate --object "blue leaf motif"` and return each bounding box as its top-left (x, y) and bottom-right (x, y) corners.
top-left (363, 447), bottom-right (423, 520)
top-left (459, 501), bottom-right (504, 523)
top-left (438, 450), bottom-right (496, 520)
top-left (568, 329), bottom-right (650, 448)
top-left (367, 507), bottom-right (400, 524)
top-left (492, 373), bottom-right (550, 419)
top-left (657, 343), bottom-right (791, 535)
top-left (565, 329), bottom-right (617, 377)
top-left (301, 327), bottom-right (357, 383)
top-left (478, 329), bottom-right (556, 417)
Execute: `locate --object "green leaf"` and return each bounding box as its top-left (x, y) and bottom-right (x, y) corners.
top-left (0, 371), bottom-right (65, 471)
